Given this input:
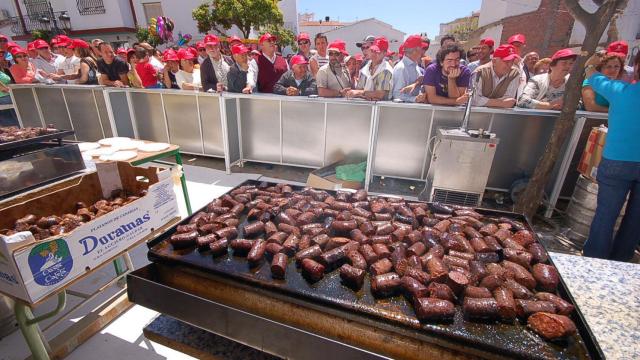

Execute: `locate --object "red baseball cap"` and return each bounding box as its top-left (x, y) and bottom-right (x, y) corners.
top-left (259, 32), bottom-right (277, 44)
top-left (231, 44), bottom-right (249, 55)
top-left (33, 39), bottom-right (49, 49)
top-left (327, 39), bottom-right (348, 55)
top-left (163, 49), bottom-right (179, 62)
top-left (196, 42), bottom-right (205, 50)
top-left (0, 34), bottom-right (8, 41)
top-left (116, 47), bottom-right (127, 56)
top-left (69, 39), bottom-right (89, 49)
top-left (492, 44), bottom-right (518, 61)
top-left (204, 34), bottom-right (219, 46)
top-left (227, 35), bottom-right (242, 45)
top-left (10, 47), bottom-right (27, 56)
top-left (27, 42), bottom-right (36, 51)
top-left (403, 35), bottom-right (428, 49)
top-left (6, 42), bottom-right (18, 50)
top-left (480, 38), bottom-right (495, 48)
top-left (290, 54), bottom-right (308, 66)
top-left (354, 54), bottom-right (364, 62)
top-left (398, 44), bottom-right (404, 57)
top-left (177, 48), bottom-right (195, 61)
top-left (297, 33), bottom-right (310, 42)
top-left (607, 40), bottom-right (628, 56)
top-left (370, 37), bottom-right (389, 53)
top-left (551, 48), bottom-right (577, 61)
top-left (508, 34), bottom-right (526, 45)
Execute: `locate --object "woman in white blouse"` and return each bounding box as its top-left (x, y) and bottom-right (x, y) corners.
top-left (175, 48), bottom-right (202, 90)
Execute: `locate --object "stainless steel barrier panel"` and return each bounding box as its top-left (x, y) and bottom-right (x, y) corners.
top-left (223, 93), bottom-right (374, 169)
top-left (9, 84), bottom-right (113, 141)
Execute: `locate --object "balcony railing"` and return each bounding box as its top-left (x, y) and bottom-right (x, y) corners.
top-left (9, 11), bottom-right (71, 37)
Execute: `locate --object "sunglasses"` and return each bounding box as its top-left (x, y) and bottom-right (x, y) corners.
top-left (14, 54), bottom-right (27, 58)
top-left (0, 39), bottom-right (7, 43)
top-left (328, 51), bottom-right (341, 57)
top-left (361, 45), bottom-right (370, 50)
top-left (298, 40), bottom-right (310, 45)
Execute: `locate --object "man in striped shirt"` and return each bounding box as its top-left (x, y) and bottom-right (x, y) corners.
top-left (310, 33), bottom-right (329, 77)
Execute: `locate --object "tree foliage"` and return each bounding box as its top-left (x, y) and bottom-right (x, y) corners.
top-left (260, 24), bottom-right (297, 52)
top-left (31, 30), bottom-right (53, 43)
top-left (136, 26), bottom-right (161, 47)
top-left (192, 0), bottom-right (284, 39)
top-left (451, 17), bottom-right (478, 42)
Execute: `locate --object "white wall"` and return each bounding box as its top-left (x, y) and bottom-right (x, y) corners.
top-left (478, 0), bottom-right (540, 27)
top-left (133, 0), bottom-right (203, 41)
top-left (279, 0), bottom-right (298, 33)
top-left (299, 24), bottom-right (343, 36)
top-left (569, 0), bottom-right (640, 51)
top-left (323, 19), bottom-right (405, 57)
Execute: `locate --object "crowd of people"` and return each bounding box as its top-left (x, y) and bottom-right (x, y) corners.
top-left (1, 32), bottom-right (638, 113)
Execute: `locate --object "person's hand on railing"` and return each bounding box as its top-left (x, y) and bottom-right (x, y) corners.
top-left (286, 87), bottom-right (300, 96)
top-left (415, 93), bottom-right (426, 103)
top-left (455, 93), bottom-right (469, 105)
top-left (113, 80), bottom-right (125, 88)
top-left (400, 83), bottom-right (417, 94)
top-left (216, 83), bottom-right (225, 93)
top-left (550, 98), bottom-right (563, 110)
top-left (242, 86), bottom-right (253, 94)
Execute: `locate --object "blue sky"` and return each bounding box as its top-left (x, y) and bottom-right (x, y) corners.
top-left (297, 0), bottom-right (483, 40)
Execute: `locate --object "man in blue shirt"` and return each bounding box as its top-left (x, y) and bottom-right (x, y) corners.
top-left (0, 34), bottom-right (13, 63)
top-left (391, 35), bottom-right (427, 102)
top-left (582, 52), bottom-right (640, 262)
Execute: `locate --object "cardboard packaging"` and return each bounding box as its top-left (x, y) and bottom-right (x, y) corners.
top-left (577, 126), bottom-right (607, 181)
top-left (307, 160), bottom-right (364, 191)
top-left (0, 162), bottom-right (180, 304)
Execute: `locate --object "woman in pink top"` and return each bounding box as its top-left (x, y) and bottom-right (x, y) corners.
top-left (9, 47), bottom-right (37, 84)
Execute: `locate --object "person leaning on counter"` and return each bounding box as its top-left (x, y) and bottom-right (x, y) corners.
top-left (582, 51), bottom-right (640, 262)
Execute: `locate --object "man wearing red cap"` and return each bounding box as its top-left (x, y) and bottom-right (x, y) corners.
top-left (256, 32), bottom-right (289, 93)
top-left (200, 34), bottom-right (234, 92)
top-left (310, 33), bottom-right (329, 77)
top-left (27, 42), bottom-right (38, 60)
top-left (607, 40), bottom-right (634, 83)
top-left (467, 38), bottom-right (494, 72)
top-left (227, 44), bottom-right (257, 94)
top-left (470, 44), bottom-right (524, 108)
top-left (272, 55), bottom-right (317, 96)
top-left (32, 39), bottom-right (63, 78)
top-left (517, 48), bottom-right (576, 109)
top-left (347, 37), bottom-right (393, 101)
top-left (316, 40), bottom-right (351, 97)
top-left (295, 33), bottom-right (312, 61)
top-left (196, 42), bottom-right (207, 65)
top-left (391, 35), bottom-right (427, 102)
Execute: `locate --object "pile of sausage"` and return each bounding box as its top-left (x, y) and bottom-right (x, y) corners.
top-left (169, 183), bottom-right (577, 341)
top-left (0, 189), bottom-right (146, 240)
top-left (0, 125), bottom-right (60, 143)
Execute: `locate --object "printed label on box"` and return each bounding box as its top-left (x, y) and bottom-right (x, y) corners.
top-left (28, 239), bottom-right (73, 287)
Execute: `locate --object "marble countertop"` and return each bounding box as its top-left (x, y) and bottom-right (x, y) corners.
top-left (550, 252), bottom-right (640, 360)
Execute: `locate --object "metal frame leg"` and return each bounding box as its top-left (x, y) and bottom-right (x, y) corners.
top-left (175, 151), bottom-right (193, 215)
top-left (14, 292), bottom-right (67, 360)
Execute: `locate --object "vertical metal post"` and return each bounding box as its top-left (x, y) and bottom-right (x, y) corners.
top-left (102, 90), bottom-right (119, 137)
top-left (279, 99), bottom-right (283, 164)
top-left (420, 109), bottom-right (436, 180)
top-left (59, 88), bottom-right (77, 141)
top-left (322, 102), bottom-right (328, 167)
top-left (31, 88), bottom-right (46, 128)
top-left (159, 93), bottom-right (170, 143)
top-left (195, 94), bottom-right (205, 154)
top-left (364, 103), bottom-right (379, 191)
top-left (545, 116), bottom-right (587, 218)
top-left (91, 89), bottom-right (107, 139)
top-left (125, 91), bottom-right (139, 139)
top-left (235, 97), bottom-right (244, 166)
top-left (8, 86), bottom-right (24, 128)
top-left (218, 93), bottom-right (232, 174)
top-left (175, 151), bottom-right (193, 215)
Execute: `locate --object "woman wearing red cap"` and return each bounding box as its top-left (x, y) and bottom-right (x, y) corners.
top-left (517, 48), bottom-right (576, 110)
top-left (175, 48), bottom-right (201, 90)
top-left (71, 39), bottom-right (99, 85)
top-left (9, 47), bottom-right (37, 84)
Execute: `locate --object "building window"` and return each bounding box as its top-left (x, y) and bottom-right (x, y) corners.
top-left (143, 2), bottom-right (163, 24)
top-left (77, 0), bottom-right (106, 15)
top-left (23, 0), bottom-right (50, 19)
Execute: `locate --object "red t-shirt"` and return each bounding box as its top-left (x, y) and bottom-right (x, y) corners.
top-left (136, 61), bottom-right (157, 87)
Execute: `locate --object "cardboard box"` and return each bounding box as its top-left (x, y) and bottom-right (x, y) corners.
top-left (0, 162), bottom-right (180, 304)
top-left (307, 160), bottom-right (364, 191)
top-left (577, 126), bottom-right (607, 181)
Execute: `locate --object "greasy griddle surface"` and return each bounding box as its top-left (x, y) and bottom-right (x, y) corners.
top-left (148, 182), bottom-right (593, 360)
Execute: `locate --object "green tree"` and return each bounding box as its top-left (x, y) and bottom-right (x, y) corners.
top-left (192, 0), bottom-right (284, 39)
top-left (136, 26), bottom-right (161, 47)
top-left (31, 30), bottom-right (53, 43)
top-left (260, 24), bottom-right (296, 52)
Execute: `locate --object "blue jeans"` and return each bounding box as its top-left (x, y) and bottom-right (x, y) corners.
top-left (583, 157), bottom-right (640, 261)
top-left (0, 95), bottom-right (18, 127)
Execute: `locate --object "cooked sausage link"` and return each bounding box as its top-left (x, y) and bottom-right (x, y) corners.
top-left (414, 298), bottom-right (455, 322)
top-left (295, 244), bottom-right (323, 264)
top-left (230, 239), bottom-right (254, 255)
top-left (527, 313), bottom-right (577, 340)
top-left (301, 258), bottom-right (325, 282)
top-left (532, 263), bottom-right (560, 292)
top-left (463, 297), bottom-right (499, 320)
top-left (464, 286), bottom-right (493, 299)
top-left (247, 239), bottom-right (267, 264)
top-left (535, 292), bottom-right (575, 315)
top-left (370, 258), bottom-right (393, 276)
top-left (243, 221), bottom-right (265, 237)
top-left (215, 226), bottom-right (238, 240)
top-left (271, 253), bottom-right (288, 279)
top-left (176, 223), bottom-right (198, 234)
top-left (170, 231), bottom-right (198, 248)
top-left (493, 287), bottom-right (517, 322)
top-left (370, 272), bottom-right (401, 297)
top-left (209, 238), bottom-right (229, 257)
top-left (427, 282), bottom-right (456, 302)
top-left (196, 234), bottom-right (217, 249)
top-left (339, 264), bottom-right (366, 290)
top-left (515, 299), bottom-right (557, 318)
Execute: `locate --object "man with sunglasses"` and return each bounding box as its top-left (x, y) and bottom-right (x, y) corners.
top-left (347, 37), bottom-right (393, 101)
top-left (32, 39), bottom-right (64, 82)
top-left (356, 35), bottom-right (375, 66)
top-left (196, 42), bottom-right (207, 65)
top-left (316, 40), bottom-right (351, 97)
top-left (295, 33), bottom-right (312, 61)
top-left (391, 35), bottom-right (427, 102)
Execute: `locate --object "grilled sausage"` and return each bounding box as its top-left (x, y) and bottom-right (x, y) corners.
top-left (215, 226), bottom-right (238, 240)
top-left (479, 274), bottom-right (504, 291)
top-left (464, 286), bottom-right (493, 299)
top-left (527, 312), bottom-right (577, 340)
top-left (427, 282), bottom-right (456, 302)
top-left (247, 238), bottom-right (267, 264)
top-left (230, 239), bottom-right (254, 255)
top-left (447, 271), bottom-right (470, 295)
top-left (295, 244), bottom-right (323, 264)
top-left (401, 275), bottom-right (429, 300)
top-left (414, 298), bottom-right (455, 322)
top-left (325, 237), bottom-right (351, 251)
top-left (463, 297), bottom-right (499, 320)
top-left (493, 287), bottom-right (517, 322)
top-left (372, 243), bottom-right (391, 259)
top-left (532, 263), bottom-right (560, 292)
top-left (527, 243), bottom-right (549, 264)
top-left (515, 299), bottom-right (557, 318)
top-left (196, 234), bottom-right (217, 249)
top-left (243, 221), bottom-right (265, 237)
top-left (339, 264), bottom-right (366, 290)
top-left (301, 258), bottom-right (325, 282)
top-left (331, 220), bottom-right (357, 232)
top-left (535, 292), bottom-right (575, 315)
top-left (370, 258), bottom-right (393, 276)
top-left (503, 248), bottom-right (533, 268)
top-left (426, 257), bottom-right (449, 283)
top-left (267, 231), bottom-right (288, 245)
top-left (170, 231), bottom-right (198, 248)
top-left (271, 253), bottom-right (288, 279)
top-left (209, 238), bottom-right (229, 257)
top-left (407, 242), bottom-right (427, 257)
top-left (282, 234), bottom-right (301, 255)
top-left (370, 273), bottom-right (401, 297)
top-left (346, 250), bottom-right (368, 270)
top-left (502, 260), bottom-right (537, 290)
top-left (265, 242), bottom-right (284, 256)
top-left (176, 223), bottom-right (198, 234)
top-left (503, 278), bottom-right (535, 300)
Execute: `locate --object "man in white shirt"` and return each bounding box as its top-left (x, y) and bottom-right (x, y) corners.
top-left (31, 39), bottom-right (64, 82)
top-left (467, 38), bottom-right (494, 73)
top-left (470, 44), bottom-right (524, 108)
top-left (55, 40), bottom-right (80, 84)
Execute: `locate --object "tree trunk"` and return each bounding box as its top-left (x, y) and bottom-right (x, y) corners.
top-left (514, 0), bottom-right (628, 219)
